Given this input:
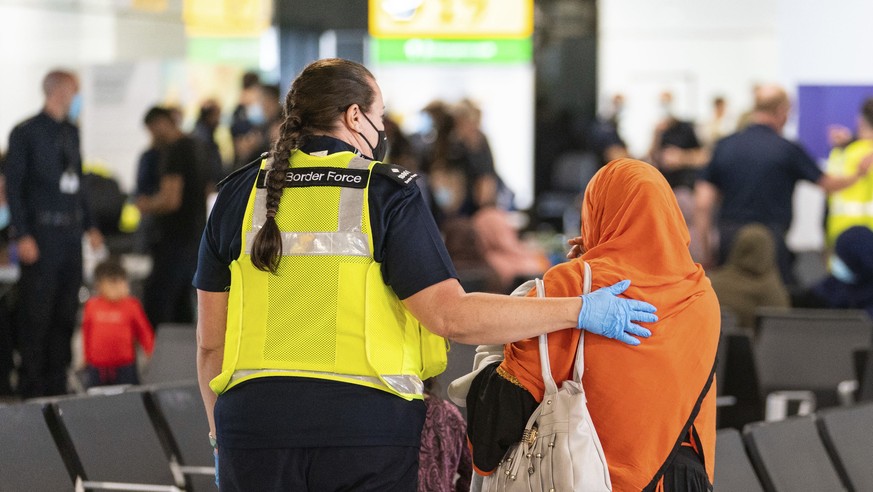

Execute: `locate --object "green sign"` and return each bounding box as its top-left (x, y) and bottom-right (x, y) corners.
top-left (372, 37), bottom-right (532, 64)
top-left (187, 37), bottom-right (261, 66)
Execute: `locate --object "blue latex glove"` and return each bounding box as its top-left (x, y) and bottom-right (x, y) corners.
top-left (577, 280), bottom-right (657, 345)
top-left (214, 448), bottom-right (219, 487)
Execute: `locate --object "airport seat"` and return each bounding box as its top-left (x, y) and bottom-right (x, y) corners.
top-left (713, 428), bottom-right (764, 492)
top-left (816, 402), bottom-right (873, 491)
top-left (716, 332), bottom-right (728, 397)
top-left (858, 346), bottom-right (873, 403)
top-left (755, 308), bottom-right (873, 418)
top-left (51, 389), bottom-right (184, 491)
top-left (150, 381), bottom-right (216, 491)
top-left (0, 402), bottom-right (75, 490)
top-left (718, 332), bottom-right (765, 429)
top-left (717, 308), bottom-right (739, 399)
top-left (535, 151), bottom-right (597, 232)
top-left (142, 323), bottom-right (199, 385)
top-left (720, 308), bottom-right (739, 335)
top-left (743, 415), bottom-right (848, 492)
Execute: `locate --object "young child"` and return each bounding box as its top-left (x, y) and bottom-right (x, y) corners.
top-left (82, 259), bottom-right (154, 387)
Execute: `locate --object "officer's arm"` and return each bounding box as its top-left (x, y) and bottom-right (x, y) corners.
top-left (818, 169), bottom-right (868, 193)
top-left (402, 278), bottom-right (581, 345)
top-left (5, 127), bottom-right (32, 239)
top-left (815, 148), bottom-right (870, 193)
top-left (136, 174), bottom-right (184, 214)
top-left (196, 289), bottom-right (228, 441)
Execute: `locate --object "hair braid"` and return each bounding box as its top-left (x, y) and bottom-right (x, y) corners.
top-left (249, 97), bottom-right (303, 272)
top-left (248, 58), bottom-right (376, 273)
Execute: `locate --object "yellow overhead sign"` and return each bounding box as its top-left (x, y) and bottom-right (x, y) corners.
top-left (183, 0), bottom-right (272, 37)
top-left (132, 0), bottom-right (168, 13)
top-left (369, 0), bottom-right (533, 39)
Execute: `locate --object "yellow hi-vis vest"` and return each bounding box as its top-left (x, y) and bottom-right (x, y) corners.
top-left (826, 139), bottom-right (873, 245)
top-left (210, 150), bottom-right (447, 400)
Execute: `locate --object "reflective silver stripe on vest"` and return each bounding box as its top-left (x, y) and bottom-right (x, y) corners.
top-left (244, 230), bottom-right (369, 256)
top-left (229, 369), bottom-right (424, 396)
top-left (338, 156), bottom-right (371, 231)
top-left (245, 156), bottom-right (372, 256)
top-left (830, 200), bottom-right (873, 217)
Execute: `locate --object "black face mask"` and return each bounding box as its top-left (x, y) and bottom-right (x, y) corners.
top-left (359, 112), bottom-right (389, 162)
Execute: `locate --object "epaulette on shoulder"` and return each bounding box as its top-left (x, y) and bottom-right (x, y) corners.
top-left (216, 152), bottom-right (268, 190)
top-left (372, 163), bottom-right (420, 187)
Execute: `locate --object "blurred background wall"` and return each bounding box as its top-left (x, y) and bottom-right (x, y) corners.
top-left (1, 0), bottom-right (873, 247)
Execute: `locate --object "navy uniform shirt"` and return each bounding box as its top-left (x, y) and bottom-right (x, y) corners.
top-left (699, 124), bottom-right (823, 231)
top-left (194, 135), bottom-right (458, 449)
top-left (153, 135), bottom-right (208, 251)
top-left (5, 112), bottom-right (93, 243)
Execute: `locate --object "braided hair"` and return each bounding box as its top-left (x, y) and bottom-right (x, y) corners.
top-left (249, 58), bottom-right (376, 273)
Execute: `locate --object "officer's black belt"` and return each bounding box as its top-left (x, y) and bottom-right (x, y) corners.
top-left (36, 211), bottom-right (81, 227)
top-left (255, 167), bottom-right (369, 189)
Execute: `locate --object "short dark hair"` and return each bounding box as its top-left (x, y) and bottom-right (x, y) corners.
top-left (93, 259), bottom-right (127, 283)
top-left (861, 97), bottom-right (873, 128)
top-left (242, 71), bottom-right (260, 90)
top-left (143, 106), bottom-right (174, 126)
top-left (198, 100), bottom-right (221, 123)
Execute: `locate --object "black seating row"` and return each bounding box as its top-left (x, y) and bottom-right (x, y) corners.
top-left (718, 308), bottom-right (873, 427)
top-left (714, 402), bottom-right (873, 492)
top-left (141, 324), bottom-right (199, 386)
top-left (0, 381), bottom-right (212, 491)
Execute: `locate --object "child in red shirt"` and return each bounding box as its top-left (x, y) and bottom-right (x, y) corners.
top-left (82, 260), bottom-right (154, 387)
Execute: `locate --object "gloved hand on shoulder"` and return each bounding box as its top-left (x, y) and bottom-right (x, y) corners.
top-left (577, 280), bottom-right (657, 345)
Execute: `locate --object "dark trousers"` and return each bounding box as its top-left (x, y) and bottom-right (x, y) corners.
top-left (143, 243), bottom-right (197, 329)
top-left (0, 283), bottom-right (17, 395)
top-left (17, 243), bottom-right (82, 398)
top-left (84, 363), bottom-right (139, 388)
top-left (218, 445), bottom-right (419, 492)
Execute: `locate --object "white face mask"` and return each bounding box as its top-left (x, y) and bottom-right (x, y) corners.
top-left (831, 255), bottom-right (857, 284)
top-left (433, 187), bottom-right (455, 209)
top-left (247, 103), bottom-right (266, 125)
top-left (418, 112), bottom-right (434, 134)
top-left (0, 204), bottom-right (9, 230)
top-left (68, 94), bottom-right (83, 122)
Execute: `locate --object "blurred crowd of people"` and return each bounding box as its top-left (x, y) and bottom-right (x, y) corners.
top-left (0, 68), bottom-right (554, 403)
top-left (389, 98), bottom-right (551, 294)
top-left (0, 69), bottom-right (871, 432)
top-left (0, 69), bottom-right (288, 399)
top-left (583, 84), bottom-right (873, 331)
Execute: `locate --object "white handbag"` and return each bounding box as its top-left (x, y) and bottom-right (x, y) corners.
top-left (482, 263), bottom-right (612, 492)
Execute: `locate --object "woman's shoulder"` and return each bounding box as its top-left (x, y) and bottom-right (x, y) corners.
top-left (367, 162), bottom-right (427, 212)
top-left (541, 260), bottom-right (586, 297)
top-left (368, 162), bottom-right (423, 204)
top-left (217, 159), bottom-right (262, 195)
top-left (209, 161), bottom-right (262, 221)
top-left (370, 162), bottom-right (421, 187)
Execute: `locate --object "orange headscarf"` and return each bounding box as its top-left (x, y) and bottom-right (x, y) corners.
top-left (501, 159), bottom-right (720, 491)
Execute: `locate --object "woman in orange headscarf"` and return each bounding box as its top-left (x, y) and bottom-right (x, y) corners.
top-left (470, 159), bottom-right (719, 491)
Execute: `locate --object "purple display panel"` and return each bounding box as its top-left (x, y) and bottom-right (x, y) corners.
top-left (797, 85), bottom-right (873, 162)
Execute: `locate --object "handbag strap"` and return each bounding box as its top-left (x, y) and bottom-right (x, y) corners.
top-left (572, 261), bottom-right (592, 383)
top-left (537, 261), bottom-right (592, 397)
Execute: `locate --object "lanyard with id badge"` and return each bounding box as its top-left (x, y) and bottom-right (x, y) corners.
top-left (59, 127), bottom-right (80, 195)
top-left (60, 168), bottom-right (79, 194)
